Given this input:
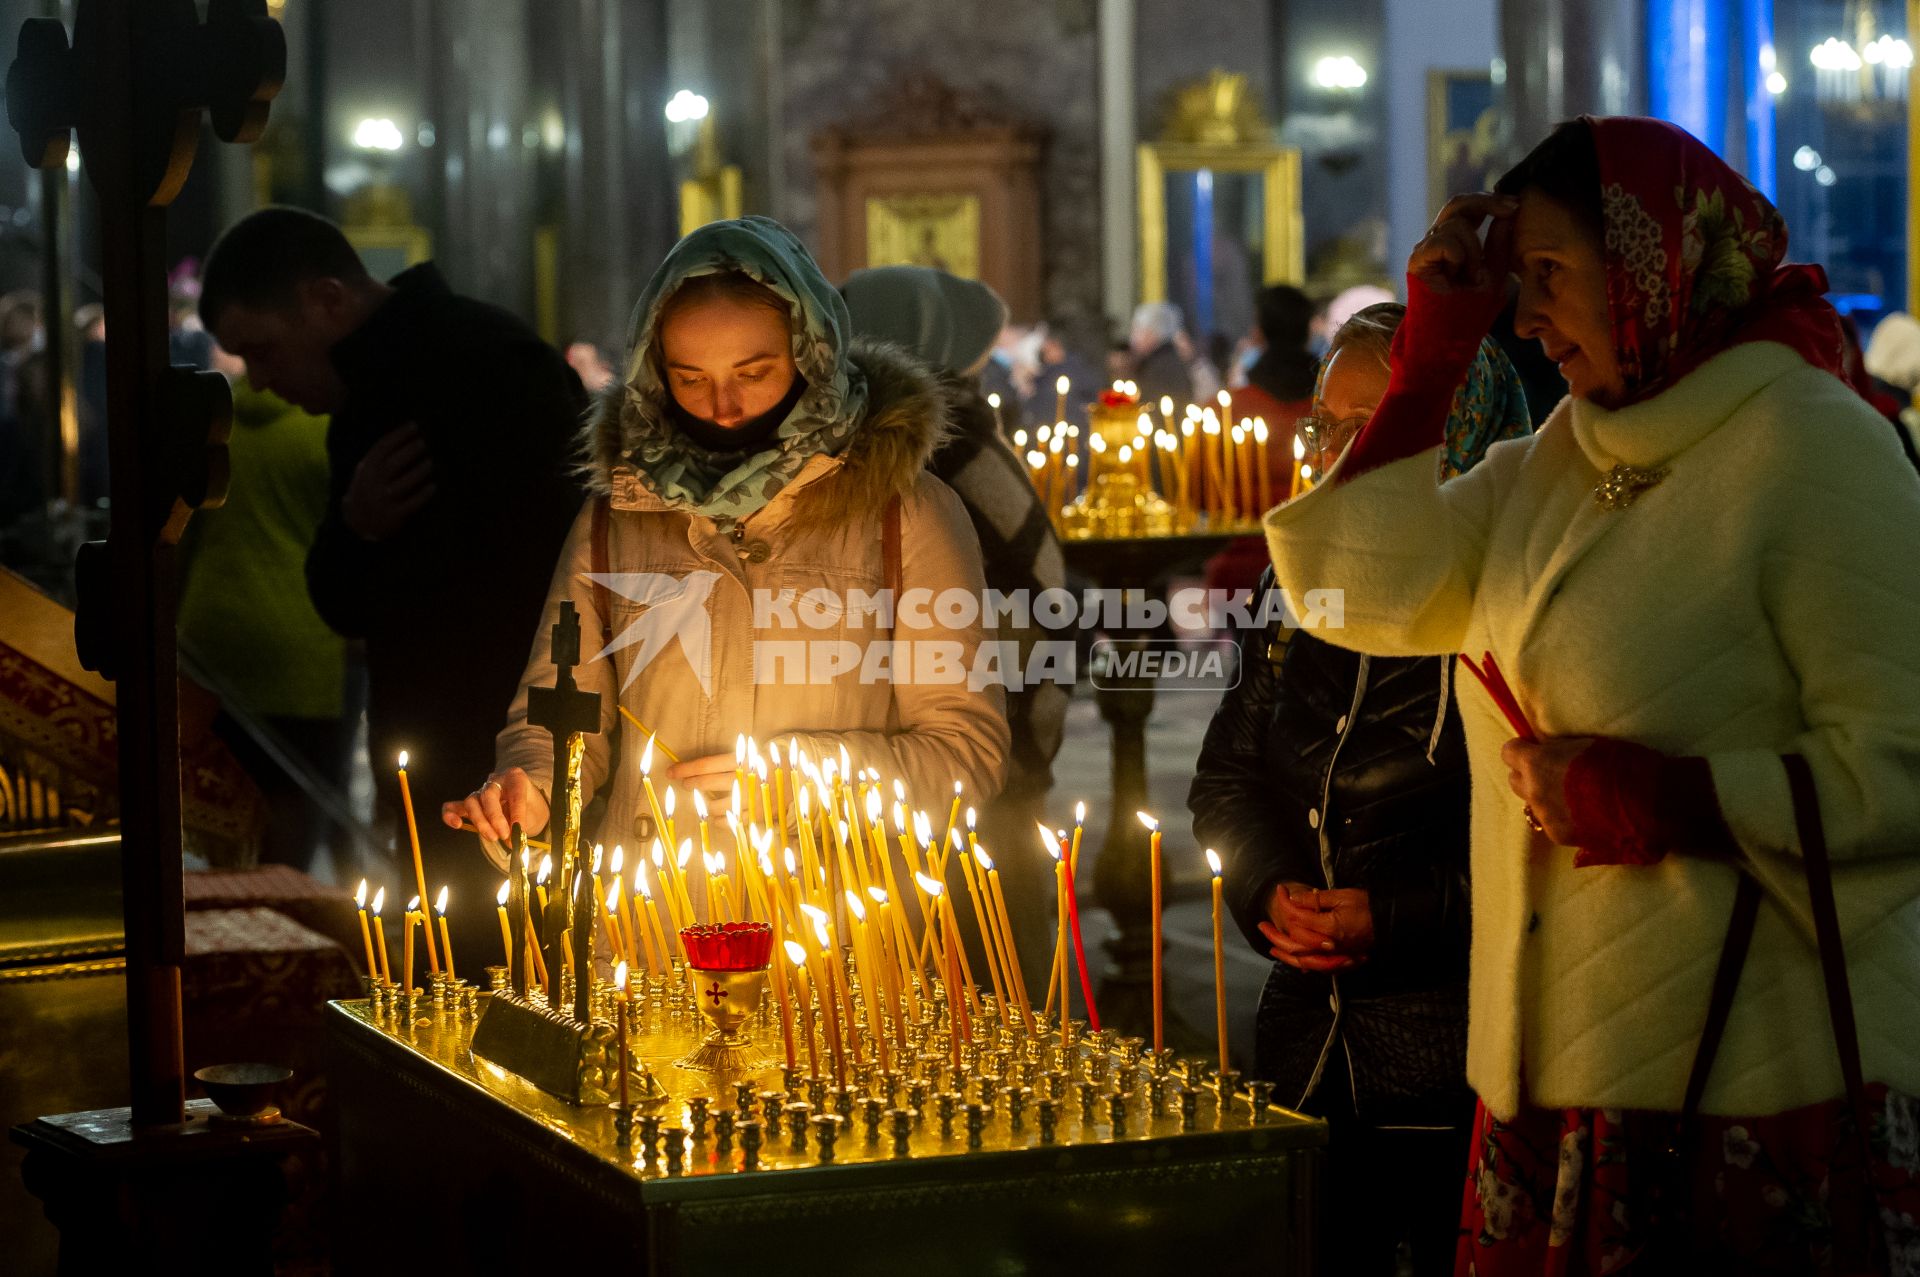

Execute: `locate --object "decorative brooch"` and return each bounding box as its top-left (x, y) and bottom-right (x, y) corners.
top-left (1592, 463), bottom-right (1670, 511)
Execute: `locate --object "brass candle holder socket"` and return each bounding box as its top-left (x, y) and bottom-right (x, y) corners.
top-left (1247, 1079), bottom-right (1275, 1122)
top-left (687, 1095), bottom-right (710, 1138)
top-left (738, 1118), bottom-right (763, 1169)
top-left (785, 1101), bottom-right (813, 1152)
top-left (813, 1113), bottom-right (844, 1163)
top-left (887, 1107), bottom-right (912, 1155)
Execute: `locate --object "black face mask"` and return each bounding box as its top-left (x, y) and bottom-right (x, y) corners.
top-left (667, 374), bottom-right (808, 455)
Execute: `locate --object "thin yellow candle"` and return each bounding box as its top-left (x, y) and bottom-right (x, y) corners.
top-left (809, 920), bottom-right (847, 1085)
top-left (693, 791), bottom-right (714, 917)
top-left (955, 840), bottom-right (1008, 1018)
top-left (371, 887), bottom-right (391, 984)
top-left (496, 880), bottom-right (514, 979)
top-left (1138, 812), bottom-right (1165, 1055)
top-left (1207, 848), bottom-right (1229, 1077)
top-left (648, 842), bottom-right (685, 960)
top-left (603, 880), bottom-right (628, 967)
top-left (402, 897), bottom-right (419, 994)
top-left (845, 891), bottom-right (891, 1070)
top-left (632, 863), bottom-right (666, 973)
top-left (618, 706), bottom-right (679, 763)
top-left (1254, 418), bottom-right (1273, 512)
top-left (397, 752), bottom-right (438, 973)
top-left (611, 846), bottom-right (640, 967)
top-left (613, 960), bottom-right (631, 1110)
top-left (770, 911), bottom-right (797, 1072)
top-left (1042, 828), bottom-right (1067, 1025)
top-left (354, 879), bottom-right (378, 979)
top-left (435, 886), bottom-right (457, 985)
top-left (977, 849), bottom-right (1034, 1032)
top-left (785, 939), bottom-right (820, 1079)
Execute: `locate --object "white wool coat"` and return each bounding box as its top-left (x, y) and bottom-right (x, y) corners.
top-left (1264, 341), bottom-right (1920, 1120)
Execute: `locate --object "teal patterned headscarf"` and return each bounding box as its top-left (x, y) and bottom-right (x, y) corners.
top-left (1440, 337), bottom-right (1533, 478)
top-left (617, 216), bottom-right (869, 520)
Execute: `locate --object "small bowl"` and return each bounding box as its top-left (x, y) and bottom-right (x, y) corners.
top-left (193, 1063), bottom-right (293, 1118)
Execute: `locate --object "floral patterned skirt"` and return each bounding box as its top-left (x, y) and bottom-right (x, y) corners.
top-left (1455, 1086), bottom-right (1920, 1275)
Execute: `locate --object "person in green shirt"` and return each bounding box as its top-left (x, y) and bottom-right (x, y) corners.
top-left (179, 358), bottom-right (347, 870)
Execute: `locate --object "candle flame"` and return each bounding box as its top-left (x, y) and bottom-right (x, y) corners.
top-left (372, 886), bottom-right (386, 914)
top-left (845, 890), bottom-right (866, 922)
top-left (1037, 822), bottom-right (1060, 859)
top-left (839, 743), bottom-right (851, 777)
top-left (965, 806), bottom-right (976, 829)
top-left (692, 790), bottom-right (708, 819)
top-left (1137, 811), bottom-right (1158, 831)
top-left (435, 885), bottom-right (449, 915)
top-left (1254, 418), bottom-right (1269, 443)
top-left (497, 880), bottom-right (510, 906)
top-left (784, 939), bottom-right (807, 966)
top-left (913, 810), bottom-right (932, 844)
top-left (865, 789), bottom-right (881, 822)
top-left (398, 750), bottom-right (409, 770)
top-left (812, 917), bottom-right (832, 949)
top-left (892, 803), bottom-right (906, 834)
top-left (798, 785), bottom-right (812, 816)
top-left (771, 740), bottom-right (783, 766)
top-left (520, 848), bottom-right (530, 870)
top-left (800, 902), bottom-right (828, 925)
top-left (1074, 801), bottom-right (1086, 826)
top-left (1056, 374), bottom-right (1070, 395)
top-left (614, 959), bottom-right (628, 988)
top-left (408, 895), bottom-right (421, 913)
top-left (975, 847), bottom-right (995, 871)
top-left (735, 733), bottom-right (746, 764)
top-left (1292, 434), bottom-right (1306, 461)
top-left (640, 733), bottom-right (655, 774)
top-left (729, 778), bottom-right (741, 814)
top-left (538, 855), bottom-right (552, 884)
top-left (678, 840), bottom-right (694, 869)
top-left (987, 392), bottom-right (1000, 408)
top-left (664, 786), bottom-right (676, 817)
top-left (784, 847), bottom-right (798, 875)
top-left (1159, 395), bottom-right (1174, 415)
top-left (759, 849), bottom-right (774, 877)
top-left (1217, 389), bottom-right (1231, 408)
top-left (1205, 848), bottom-right (1223, 876)
top-left (650, 838), bottom-right (664, 867)
top-left (950, 828), bottom-right (963, 850)
top-left (915, 871), bottom-right (944, 897)
top-left (867, 885), bottom-right (889, 905)
top-left (606, 880), bottom-right (620, 911)
top-left (355, 879), bottom-right (368, 908)
top-left (610, 845), bottom-right (624, 874)
top-left (1301, 463), bottom-right (1314, 482)
top-left (752, 826), bottom-right (774, 855)
top-left (592, 843), bottom-right (604, 874)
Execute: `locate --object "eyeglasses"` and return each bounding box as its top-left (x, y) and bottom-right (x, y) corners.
top-left (1294, 413), bottom-right (1370, 470)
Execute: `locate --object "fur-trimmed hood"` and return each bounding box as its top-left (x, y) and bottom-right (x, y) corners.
top-left (581, 337), bottom-right (950, 522)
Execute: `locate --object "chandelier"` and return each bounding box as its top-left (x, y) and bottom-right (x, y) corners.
top-left (1810, 1), bottom-right (1912, 105)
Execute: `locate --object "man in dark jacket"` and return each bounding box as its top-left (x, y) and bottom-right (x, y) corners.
top-left (203, 208), bottom-right (582, 967)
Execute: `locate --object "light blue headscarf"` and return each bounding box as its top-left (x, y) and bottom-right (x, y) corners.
top-left (617, 216), bottom-right (869, 520)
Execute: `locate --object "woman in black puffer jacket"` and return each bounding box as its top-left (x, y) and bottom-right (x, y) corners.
top-left (1188, 303), bottom-right (1530, 1276)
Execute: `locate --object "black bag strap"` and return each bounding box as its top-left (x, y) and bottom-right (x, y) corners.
top-left (1681, 873), bottom-right (1763, 1123)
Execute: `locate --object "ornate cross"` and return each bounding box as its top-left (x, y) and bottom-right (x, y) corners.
top-left (5, 0), bottom-right (283, 1129)
top-left (525, 601), bottom-right (602, 1023)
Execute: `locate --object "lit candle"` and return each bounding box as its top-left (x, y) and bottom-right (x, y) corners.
top-left (785, 939), bottom-right (819, 1079)
top-left (371, 887), bottom-right (391, 984)
top-left (987, 391), bottom-right (1006, 435)
top-left (611, 846), bottom-right (640, 968)
top-left (397, 752), bottom-right (438, 973)
top-left (1060, 817), bottom-right (1099, 1032)
top-left (634, 862), bottom-right (668, 972)
top-left (1054, 374), bottom-right (1070, 427)
top-left (354, 879), bottom-right (378, 979)
top-left (613, 960), bottom-right (630, 1110)
top-left (770, 910), bottom-right (797, 1072)
top-left (845, 890), bottom-right (890, 1070)
top-left (1254, 418), bottom-right (1272, 513)
top-left (496, 879), bottom-right (514, 979)
top-left (976, 848), bottom-right (1033, 1032)
top-left (536, 855), bottom-right (552, 912)
top-left (604, 880), bottom-right (627, 967)
top-left (402, 896), bottom-right (419, 995)
top-left (1137, 812), bottom-right (1165, 1055)
top-left (811, 919), bottom-right (847, 1085)
top-left (1041, 826), bottom-right (1067, 1026)
top-left (1207, 848), bottom-right (1228, 1077)
top-left (435, 886), bottom-right (457, 985)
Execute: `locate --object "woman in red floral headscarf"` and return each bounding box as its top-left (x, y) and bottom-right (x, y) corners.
top-left (1264, 117), bottom-right (1920, 1275)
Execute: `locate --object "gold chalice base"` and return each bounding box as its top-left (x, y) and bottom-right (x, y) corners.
top-left (677, 966), bottom-right (775, 1074)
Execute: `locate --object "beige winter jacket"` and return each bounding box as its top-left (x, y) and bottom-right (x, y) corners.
top-left (491, 341), bottom-right (1010, 856)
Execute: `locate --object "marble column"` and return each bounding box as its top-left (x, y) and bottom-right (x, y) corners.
top-left (1498, 0), bottom-right (1644, 161)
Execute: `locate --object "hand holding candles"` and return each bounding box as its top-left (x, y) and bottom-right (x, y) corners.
top-left (1206, 848), bottom-right (1229, 1077)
